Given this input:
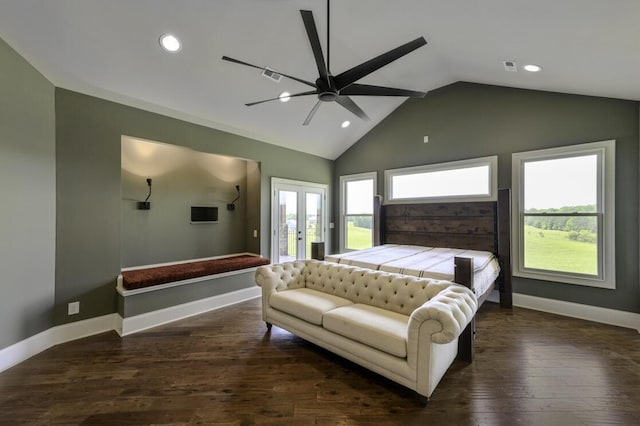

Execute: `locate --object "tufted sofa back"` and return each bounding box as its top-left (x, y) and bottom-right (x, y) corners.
top-left (261, 260), bottom-right (456, 316)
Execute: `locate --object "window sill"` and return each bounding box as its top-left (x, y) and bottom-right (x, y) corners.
top-left (514, 269), bottom-right (615, 289)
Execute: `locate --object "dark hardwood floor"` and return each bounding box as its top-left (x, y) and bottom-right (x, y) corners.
top-left (1, 299), bottom-right (639, 425)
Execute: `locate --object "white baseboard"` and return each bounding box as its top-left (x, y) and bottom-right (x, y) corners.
top-left (0, 313), bottom-right (119, 373)
top-left (2, 288), bottom-right (636, 373)
top-left (117, 286), bottom-right (261, 336)
top-left (0, 288), bottom-right (260, 372)
top-left (513, 293), bottom-right (640, 333)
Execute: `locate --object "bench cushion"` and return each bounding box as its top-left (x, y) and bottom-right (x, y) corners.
top-left (323, 304), bottom-right (409, 358)
top-left (122, 255), bottom-right (270, 290)
top-left (269, 288), bottom-right (353, 325)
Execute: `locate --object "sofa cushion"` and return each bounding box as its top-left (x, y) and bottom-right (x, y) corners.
top-left (269, 288), bottom-right (353, 325)
top-left (323, 304), bottom-right (409, 358)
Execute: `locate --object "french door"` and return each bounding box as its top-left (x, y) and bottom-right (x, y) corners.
top-left (271, 178), bottom-right (327, 263)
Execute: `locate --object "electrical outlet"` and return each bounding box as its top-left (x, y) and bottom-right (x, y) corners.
top-left (253, 229), bottom-right (258, 238)
top-left (68, 301), bottom-right (80, 315)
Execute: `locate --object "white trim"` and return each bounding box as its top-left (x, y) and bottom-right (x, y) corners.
top-left (117, 286), bottom-right (261, 336)
top-left (513, 293), bottom-right (639, 332)
top-left (120, 252), bottom-right (259, 272)
top-left (2, 290), bottom-right (638, 373)
top-left (511, 140), bottom-right (615, 289)
top-left (270, 177), bottom-right (329, 262)
top-left (0, 313), bottom-right (118, 373)
top-left (339, 172), bottom-right (377, 253)
top-left (384, 155), bottom-right (498, 204)
top-left (117, 266), bottom-right (263, 296)
top-left (1, 286), bottom-right (261, 372)
top-left (0, 330), bottom-right (55, 373)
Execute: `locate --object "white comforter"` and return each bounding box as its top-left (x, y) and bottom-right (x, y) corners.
top-left (325, 244), bottom-right (500, 297)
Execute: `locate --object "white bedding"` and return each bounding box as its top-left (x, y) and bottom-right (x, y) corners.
top-left (325, 244), bottom-right (500, 298)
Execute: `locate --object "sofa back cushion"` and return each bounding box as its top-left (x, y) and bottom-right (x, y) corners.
top-left (303, 261), bottom-right (454, 316)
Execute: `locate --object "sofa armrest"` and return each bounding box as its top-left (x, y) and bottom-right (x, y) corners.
top-left (255, 261), bottom-right (307, 323)
top-left (255, 261), bottom-right (307, 294)
top-left (408, 284), bottom-right (477, 345)
top-left (405, 284), bottom-right (476, 395)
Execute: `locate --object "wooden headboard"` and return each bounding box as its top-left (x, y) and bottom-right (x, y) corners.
top-left (374, 188), bottom-right (512, 307)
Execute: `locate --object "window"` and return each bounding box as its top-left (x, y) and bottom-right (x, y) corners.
top-left (512, 140), bottom-right (615, 288)
top-left (340, 172), bottom-right (376, 251)
top-left (385, 156), bottom-right (497, 203)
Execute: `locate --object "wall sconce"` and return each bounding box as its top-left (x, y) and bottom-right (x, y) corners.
top-left (137, 178), bottom-right (152, 210)
top-left (227, 185), bottom-right (240, 211)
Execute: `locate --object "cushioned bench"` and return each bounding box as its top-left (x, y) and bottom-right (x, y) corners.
top-left (121, 254), bottom-right (270, 291)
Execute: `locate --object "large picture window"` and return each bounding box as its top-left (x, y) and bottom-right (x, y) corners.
top-left (512, 140), bottom-right (615, 288)
top-left (340, 172), bottom-right (376, 252)
top-left (385, 156), bottom-right (497, 204)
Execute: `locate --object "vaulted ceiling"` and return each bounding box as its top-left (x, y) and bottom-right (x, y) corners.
top-left (1, 0), bottom-right (639, 159)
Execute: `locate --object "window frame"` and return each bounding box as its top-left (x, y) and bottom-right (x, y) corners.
top-left (339, 172), bottom-right (377, 253)
top-left (511, 140), bottom-right (615, 289)
top-left (384, 156), bottom-right (498, 204)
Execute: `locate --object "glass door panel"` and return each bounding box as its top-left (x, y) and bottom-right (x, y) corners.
top-left (272, 179), bottom-right (327, 264)
top-left (305, 192), bottom-right (324, 258)
top-left (277, 190), bottom-right (298, 263)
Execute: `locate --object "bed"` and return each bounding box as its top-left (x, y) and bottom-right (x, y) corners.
top-left (325, 244), bottom-right (500, 305)
top-left (326, 188), bottom-right (513, 361)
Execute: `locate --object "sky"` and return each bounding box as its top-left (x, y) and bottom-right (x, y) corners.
top-left (346, 179), bottom-right (374, 214)
top-left (524, 154), bottom-right (597, 209)
top-left (279, 154), bottom-right (597, 218)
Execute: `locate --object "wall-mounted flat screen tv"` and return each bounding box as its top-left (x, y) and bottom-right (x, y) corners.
top-left (191, 206), bottom-right (218, 223)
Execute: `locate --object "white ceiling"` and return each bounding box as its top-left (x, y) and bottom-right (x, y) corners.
top-left (1, 0), bottom-right (639, 160)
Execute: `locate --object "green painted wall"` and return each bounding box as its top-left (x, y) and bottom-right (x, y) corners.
top-left (118, 271), bottom-right (256, 317)
top-left (55, 88), bottom-right (333, 326)
top-left (0, 38), bottom-right (56, 349)
top-left (335, 82), bottom-right (640, 313)
top-left (121, 139), bottom-right (255, 267)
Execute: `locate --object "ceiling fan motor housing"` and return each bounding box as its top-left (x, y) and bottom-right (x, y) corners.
top-left (317, 76), bottom-right (338, 102)
top-left (222, 0), bottom-right (427, 125)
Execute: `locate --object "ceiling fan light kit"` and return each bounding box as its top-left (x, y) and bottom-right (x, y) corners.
top-left (222, 0), bottom-right (427, 126)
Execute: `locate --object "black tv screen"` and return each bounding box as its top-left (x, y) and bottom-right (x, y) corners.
top-left (191, 206), bottom-right (218, 223)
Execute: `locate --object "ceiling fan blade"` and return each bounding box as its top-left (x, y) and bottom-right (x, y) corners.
top-left (221, 55), bottom-right (317, 89)
top-left (246, 90), bottom-right (318, 106)
top-left (335, 96), bottom-right (370, 121)
top-left (303, 101), bottom-right (322, 126)
top-left (340, 83), bottom-right (426, 98)
top-left (333, 37), bottom-right (427, 90)
top-left (300, 10), bottom-right (329, 80)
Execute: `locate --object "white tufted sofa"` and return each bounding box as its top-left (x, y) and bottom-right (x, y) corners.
top-left (255, 260), bottom-right (477, 400)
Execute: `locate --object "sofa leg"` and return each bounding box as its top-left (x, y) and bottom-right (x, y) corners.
top-left (266, 322), bottom-right (272, 331)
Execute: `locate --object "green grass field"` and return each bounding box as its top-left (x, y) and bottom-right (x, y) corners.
top-left (345, 223), bottom-right (597, 276)
top-left (346, 222), bottom-right (373, 249)
top-left (339, 223), bottom-right (597, 276)
top-left (524, 225), bottom-right (597, 275)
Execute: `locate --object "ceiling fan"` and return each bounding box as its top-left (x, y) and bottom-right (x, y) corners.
top-left (222, 0), bottom-right (427, 126)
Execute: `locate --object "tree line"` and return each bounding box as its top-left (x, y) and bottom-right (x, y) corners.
top-left (525, 205), bottom-right (597, 243)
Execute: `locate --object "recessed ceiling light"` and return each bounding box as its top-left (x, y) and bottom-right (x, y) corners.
top-left (523, 64), bottom-right (542, 72)
top-left (341, 120), bottom-right (350, 128)
top-left (159, 34), bottom-right (181, 53)
top-left (279, 92), bottom-right (291, 102)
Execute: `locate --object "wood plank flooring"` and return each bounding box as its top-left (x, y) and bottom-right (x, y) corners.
top-left (1, 299), bottom-right (639, 425)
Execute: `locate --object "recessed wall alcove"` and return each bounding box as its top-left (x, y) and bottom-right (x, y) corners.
top-left (121, 136), bottom-right (261, 267)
